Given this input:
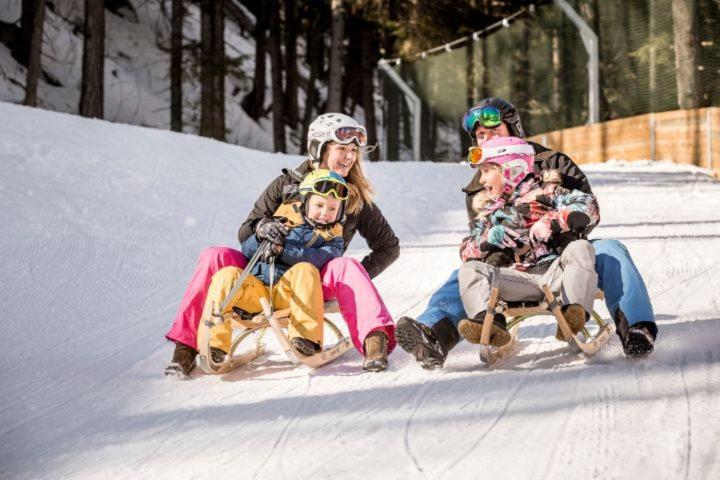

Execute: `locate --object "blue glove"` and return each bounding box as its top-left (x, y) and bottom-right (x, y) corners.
top-left (486, 225), bottom-right (521, 249)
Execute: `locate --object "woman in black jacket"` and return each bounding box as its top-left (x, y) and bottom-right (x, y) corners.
top-left (165, 113), bottom-right (400, 376)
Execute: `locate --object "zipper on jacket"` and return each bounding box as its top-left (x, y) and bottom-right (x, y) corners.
top-left (305, 232), bottom-right (319, 248)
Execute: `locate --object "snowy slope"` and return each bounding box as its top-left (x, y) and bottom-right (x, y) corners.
top-left (1, 101), bottom-right (720, 480)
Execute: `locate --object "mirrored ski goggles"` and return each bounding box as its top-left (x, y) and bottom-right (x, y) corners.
top-left (467, 146), bottom-right (485, 165)
top-left (462, 105), bottom-right (503, 133)
top-left (332, 126), bottom-right (368, 147)
top-left (309, 179), bottom-right (350, 200)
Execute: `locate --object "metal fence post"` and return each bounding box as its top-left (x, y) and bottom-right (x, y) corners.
top-left (377, 61), bottom-right (422, 161)
top-left (650, 113), bottom-right (656, 162)
top-left (707, 109), bottom-right (713, 172)
top-left (554, 0), bottom-right (599, 125)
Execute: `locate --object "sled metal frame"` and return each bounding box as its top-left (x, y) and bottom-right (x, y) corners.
top-left (198, 298), bottom-right (352, 374)
top-left (478, 277), bottom-right (615, 365)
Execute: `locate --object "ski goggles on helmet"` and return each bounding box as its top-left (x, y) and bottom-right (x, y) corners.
top-left (332, 126), bottom-right (368, 147)
top-left (462, 105), bottom-right (503, 133)
top-left (307, 178), bottom-right (350, 200)
top-left (466, 143), bottom-right (535, 166)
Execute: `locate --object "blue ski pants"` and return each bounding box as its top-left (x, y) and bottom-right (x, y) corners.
top-left (416, 239), bottom-right (656, 333)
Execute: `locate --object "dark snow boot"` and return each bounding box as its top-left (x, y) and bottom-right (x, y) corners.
top-left (164, 342), bottom-right (198, 377)
top-left (556, 304), bottom-right (588, 342)
top-left (362, 331), bottom-right (389, 372)
top-left (458, 312), bottom-right (510, 347)
top-left (622, 322), bottom-right (655, 358)
top-left (614, 310), bottom-right (656, 358)
top-left (395, 317), bottom-right (460, 370)
top-left (290, 337), bottom-right (322, 356)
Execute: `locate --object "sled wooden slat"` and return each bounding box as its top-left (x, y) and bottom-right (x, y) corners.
top-left (541, 285), bottom-right (615, 356)
top-left (198, 347), bottom-right (262, 375)
top-left (260, 297), bottom-right (352, 369)
top-left (230, 316), bottom-right (289, 330)
top-left (504, 304), bottom-right (549, 317)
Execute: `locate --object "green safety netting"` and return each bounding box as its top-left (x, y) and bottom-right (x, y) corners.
top-left (379, 0), bottom-right (720, 161)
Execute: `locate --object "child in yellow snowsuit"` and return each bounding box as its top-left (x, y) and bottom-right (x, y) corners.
top-left (201, 169), bottom-right (348, 357)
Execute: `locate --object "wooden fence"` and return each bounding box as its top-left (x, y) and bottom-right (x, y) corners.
top-left (528, 107), bottom-right (720, 178)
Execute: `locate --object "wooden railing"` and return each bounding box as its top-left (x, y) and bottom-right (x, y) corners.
top-left (528, 107), bottom-right (720, 178)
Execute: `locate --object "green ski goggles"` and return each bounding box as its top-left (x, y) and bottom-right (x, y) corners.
top-left (462, 105), bottom-right (503, 133)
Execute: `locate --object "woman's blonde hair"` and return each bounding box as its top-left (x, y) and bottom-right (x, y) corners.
top-left (318, 144), bottom-right (374, 215)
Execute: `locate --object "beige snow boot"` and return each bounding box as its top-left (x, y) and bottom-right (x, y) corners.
top-left (556, 304), bottom-right (587, 342)
top-left (363, 331), bottom-right (388, 372)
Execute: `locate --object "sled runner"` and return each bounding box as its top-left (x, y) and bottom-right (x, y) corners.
top-left (197, 245), bottom-right (352, 375)
top-left (198, 298), bottom-right (352, 374)
top-left (477, 274), bottom-right (616, 365)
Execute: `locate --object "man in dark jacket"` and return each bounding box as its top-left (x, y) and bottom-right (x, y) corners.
top-left (395, 97), bottom-right (657, 369)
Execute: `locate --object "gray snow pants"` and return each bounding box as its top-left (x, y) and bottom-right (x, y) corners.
top-left (459, 240), bottom-right (598, 319)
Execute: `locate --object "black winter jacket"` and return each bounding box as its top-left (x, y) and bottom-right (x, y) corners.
top-left (237, 160), bottom-right (400, 279)
top-left (462, 141), bottom-right (592, 228)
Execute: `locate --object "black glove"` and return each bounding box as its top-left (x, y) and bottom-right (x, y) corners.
top-left (566, 211), bottom-right (591, 232)
top-left (260, 241), bottom-right (284, 262)
top-left (255, 217), bottom-right (289, 244)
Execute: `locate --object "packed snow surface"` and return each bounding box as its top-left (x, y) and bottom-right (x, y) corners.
top-left (1, 102), bottom-right (720, 479)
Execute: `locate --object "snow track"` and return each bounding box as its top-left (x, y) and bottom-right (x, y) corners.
top-left (1, 103), bottom-right (720, 479)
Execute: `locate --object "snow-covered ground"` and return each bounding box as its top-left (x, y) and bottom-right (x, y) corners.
top-left (1, 101), bottom-right (720, 479)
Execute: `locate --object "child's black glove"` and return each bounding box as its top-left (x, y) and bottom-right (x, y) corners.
top-left (255, 217), bottom-right (289, 244)
top-left (260, 241), bottom-right (284, 262)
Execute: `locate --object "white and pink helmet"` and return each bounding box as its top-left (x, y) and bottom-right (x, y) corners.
top-left (478, 136), bottom-right (535, 193)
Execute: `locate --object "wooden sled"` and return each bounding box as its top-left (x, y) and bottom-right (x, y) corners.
top-left (260, 298), bottom-right (353, 368)
top-left (198, 298), bottom-right (352, 375)
top-left (478, 283), bottom-right (616, 365)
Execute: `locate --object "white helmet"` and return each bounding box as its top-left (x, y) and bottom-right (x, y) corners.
top-left (306, 113), bottom-right (368, 161)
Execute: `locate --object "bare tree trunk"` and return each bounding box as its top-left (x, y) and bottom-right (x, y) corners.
top-left (551, 28), bottom-right (560, 113)
top-left (200, 0), bottom-right (225, 140)
top-left (24, 0), bottom-right (45, 107)
top-left (478, 37), bottom-right (489, 99)
top-left (79, 0), bottom-right (105, 118)
top-left (170, 0), bottom-right (183, 132)
top-left (269, 0), bottom-right (286, 152)
top-left (13, 0), bottom-right (34, 66)
top-left (383, 75), bottom-right (399, 161)
top-left (301, 2), bottom-right (326, 151)
top-left (242, 3), bottom-right (268, 121)
top-left (283, 0), bottom-right (299, 127)
top-left (359, 20), bottom-right (377, 160)
top-left (558, 20), bottom-right (577, 127)
top-left (512, 19), bottom-right (531, 133)
top-left (327, 0), bottom-right (345, 112)
top-left (672, 0), bottom-right (703, 109)
top-left (461, 41), bottom-right (475, 156)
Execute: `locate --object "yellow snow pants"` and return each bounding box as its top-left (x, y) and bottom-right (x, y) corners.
top-left (201, 262), bottom-right (325, 353)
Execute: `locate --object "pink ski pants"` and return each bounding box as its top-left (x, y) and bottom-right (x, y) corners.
top-left (165, 247), bottom-right (396, 354)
